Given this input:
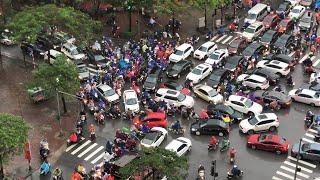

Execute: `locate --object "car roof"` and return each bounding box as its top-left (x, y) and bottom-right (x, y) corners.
top-left (97, 84), bottom-right (112, 91)
top-left (124, 90), bottom-right (137, 98)
top-left (294, 5), bottom-right (304, 9)
top-left (268, 60), bottom-right (288, 67)
top-left (256, 113), bottom-right (277, 121)
top-left (207, 119), bottom-right (227, 128)
top-left (228, 55), bottom-right (243, 62)
top-left (265, 13), bottom-right (278, 18)
top-left (248, 22), bottom-right (263, 28)
top-left (157, 88), bottom-right (179, 96)
top-left (228, 95), bottom-right (248, 102)
top-left (145, 112), bottom-right (166, 119)
top-left (196, 63), bottom-right (211, 69)
top-left (260, 134), bottom-right (280, 142)
top-left (201, 41), bottom-right (216, 48)
top-left (197, 84), bottom-right (214, 92)
top-left (310, 143), bottom-right (320, 150)
top-left (176, 43), bottom-right (192, 50)
top-left (143, 131), bottom-right (161, 141)
top-left (300, 89), bottom-right (317, 95)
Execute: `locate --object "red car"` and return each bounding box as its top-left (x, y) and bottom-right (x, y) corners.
top-left (247, 134), bottom-right (289, 154)
top-left (133, 112), bottom-right (168, 129)
top-left (262, 14), bottom-right (280, 28)
top-left (276, 18), bottom-right (294, 33)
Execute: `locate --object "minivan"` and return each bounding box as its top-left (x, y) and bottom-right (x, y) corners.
top-left (61, 43), bottom-right (86, 63)
top-left (245, 3), bottom-right (268, 24)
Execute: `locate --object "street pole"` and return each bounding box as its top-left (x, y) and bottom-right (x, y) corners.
top-left (294, 138), bottom-right (302, 180)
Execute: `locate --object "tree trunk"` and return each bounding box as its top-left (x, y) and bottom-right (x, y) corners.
top-left (0, 154), bottom-right (4, 179)
top-left (61, 95), bottom-right (67, 113)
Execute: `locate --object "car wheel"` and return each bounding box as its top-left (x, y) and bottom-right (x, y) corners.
top-left (311, 103), bottom-right (316, 107)
top-left (248, 111), bottom-right (254, 117)
top-left (269, 126), bottom-right (277, 132)
top-left (276, 150), bottom-right (282, 155)
top-left (248, 130), bottom-right (254, 135)
top-left (218, 132), bottom-right (224, 137)
top-left (251, 145), bottom-right (256, 150)
top-left (188, 146), bottom-right (192, 152)
top-left (296, 154), bottom-right (302, 160)
top-left (276, 72), bottom-right (282, 76)
top-left (196, 131), bottom-right (200, 136)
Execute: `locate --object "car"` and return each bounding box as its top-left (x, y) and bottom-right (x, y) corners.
top-left (247, 134), bottom-right (290, 154)
top-left (140, 127), bottom-right (168, 148)
top-left (193, 41), bottom-right (218, 60)
top-left (299, 11), bottom-right (314, 31)
top-left (159, 81), bottom-right (190, 95)
top-left (143, 68), bottom-right (163, 92)
top-left (155, 88), bottom-right (194, 108)
top-left (242, 42), bottom-right (265, 60)
top-left (289, 5), bottom-right (306, 20)
top-left (166, 60), bottom-right (193, 78)
top-left (87, 51), bottom-right (109, 68)
top-left (291, 142), bottom-right (320, 161)
top-left (133, 111), bottom-right (168, 129)
top-left (186, 63), bottom-right (212, 84)
top-left (275, 18), bottom-right (294, 33)
top-left (310, 71), bottom-right (320, 83)
top-left (242, 22), bottom-right (265, 42)
top-left (254, 90), bottom-right (292, 108)
top-left (207, 104), bottom-right (244, 124)
top-left (262, 13), bottom-right (281, 28)
top-left (169, 43), bottom-right (194, 63)
top-left (286, 0), bottom-right (301, 6)
top-left (0, 29), bottom-right (14, 45)
top-left (20, 42), bottom-right (46, 58)
top-left (246, 68), bottom-right (281, 85)
top-left (300, 0), bottom-right (313, 7)
top-left (256, 60), bottom-right (290, 76)
top-left (96, 84), bottom-right (120, 103)
top-left (239, 113), bottom-right (279, 134)
top-left (193, 84), bottom-right (223, 104)
top-left (271, 54), bottom-right (298, 68)
top-left (123, 90), bottom-right (140, 113)
top-left (207, 69), bottom-right (231, 88)
top-left (236, 74), bottom-right (270, 90)
top-left (165, 137), bottom-right (192, 157)
top-left (225, 56), bottom-right (244, 72)
top-left (225, 95), bottom-right (263, 115)
top-left (53, 31), bottom-right (75, 44)
top-left (44, 49), bottom-right (64, 64)
top-left (276, 2), bottom-right (291, 15)
top-left (273, 34), bottom-right (296, 54)
top-left (77, 63), bottom-right (90, 81)
top-left (205, 49), bottom-right (229, 66)
top-left (190, 119), bottom-right (229, 136)
top-left (227, 38), bottom-right (247, 55)
top-left (289, 88), bottom-right (320, 106)
top-left (260, 30), bottom-right (280, 48)
top-left (61, 43), bottom-right (86, 63)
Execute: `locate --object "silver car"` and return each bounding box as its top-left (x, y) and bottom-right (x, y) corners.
top-left (299, 11), bottom-right (314, 31)
top-left (291, 142), bottom-right (320, 161)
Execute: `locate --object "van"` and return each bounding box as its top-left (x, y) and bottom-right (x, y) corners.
top-left (245, 3), bottom-right (268, 24)
top-left (61, 43), bottom-right (86, 63)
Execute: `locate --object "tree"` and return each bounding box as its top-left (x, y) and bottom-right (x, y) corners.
top-left (0, 113), bottom-right (30, 178)
top-left (120, 148), bottom-right (189, 180)
top-left (192, 0), bottom-right (220, 28)
top-left (32, 55), bottom-right (80, 112)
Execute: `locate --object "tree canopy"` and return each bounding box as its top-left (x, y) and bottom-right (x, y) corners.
top-left (154, 0), bottom-right (189, 16)
top-left (31, 55), bottom-right (80, 97)
top-left (120, 147), bottom-right (188, 180)
top-left (7, 4), bottom-right (102, 45)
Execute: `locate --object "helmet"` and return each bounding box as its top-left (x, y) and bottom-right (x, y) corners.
top-left (233, 165), bottom-right (237, 168)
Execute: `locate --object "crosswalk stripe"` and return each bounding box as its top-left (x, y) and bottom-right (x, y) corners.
top-left (313, 59), bottom-right (320, 67)
top-left (308, 128), bottom-right (318, 134)
top-left (272, 176), bottom-right (283, 180)
top-left (287, 156), bottom-right (317, 168)
top-left (66, 144), bottom-right (77, 152)
top-left (84, 146), bottom-right (104, 161)
top-left (78, 143), bottom-right (98, 158)
top-left (280, 166), bottom-right (309, 178)
top-left (288, 52), bottom-right (295, 57)
top-left (222, 36), bottom-right (233, 44)
top-left (71, 140), bottom-right (91, 155)
top-left (91, 152), bottom-right (105, 164)
top-left (305, 133), bottom-right (315, 138)
top-left (216, 35), bottom-right (227, 43)
top-left (302, 137), bottom-right (314, 143)
top-left (283, 161), bottom-right (313, 173)
top-left (276, 171), bottom-right (296, 180)
top-left (211, 35), bottom-right (219, 41)
top-left (299, 53), bottom-right (310, 63)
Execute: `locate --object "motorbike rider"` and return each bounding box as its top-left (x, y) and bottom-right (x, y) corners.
top-left (303, 55), bottom-right (313, 67)
top-left (306, 110), bottom-right (314, 123)
top-left (269, 99), bottom-right (279, 110)
top-left (229, 147), bottom-right (236, 162)
top-left (89, 124), bottom-right (96, 141)
top-left (209, 136), bottom-right (218, 149)
top-left (171, 120), bottom-right (182, 132)
top-left (231, 165), bottom-right (241, 176)
top-left (40, 138), bottom-right (50, 160)
top-left (221, 137), bottom-right (230, 150)
top-left (40, 160), bottom-right (50, 175)
top-left (286, 75), bottom-right (294, 86)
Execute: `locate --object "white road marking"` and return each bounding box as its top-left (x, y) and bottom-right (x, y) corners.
top-left (216, 35), bottom-right (227, 43)
top-left (77, 143), bottom-right (98, 158)
top-left (84, 146), bottom-right (104, 161)
top-left (91, 152), bottom-right (105, 164)
top-left (305, 133), bottom-right (315, 138)
top-left (313, 59), bottom-right (320, 67)
top-left (280, 166), bottom-right (309, 178)
top-left (272, 176), bottom-right (283, 180)
top-left (283, 161), bottom-right (313, 173)
top-left (222, 35), bottom-right (233, 44)
top-left (288, 52), bottom-right (295, 57)
top-left (287, 156), bottom-right (317, 168)
top-left (211, 35), bottom-right (219, 41)
top-left (302, 137), bottom-right (314, 143)
top-left (71, 140), bottom-right (91, 155)
top-left (65, 144), bottom-right (77, 152)
top-left (308, 128), bottom-right (318, 134)
top-left (299, 53), bottom-right (310, 63)
top-left (276, 171), bottom-right (295, 180)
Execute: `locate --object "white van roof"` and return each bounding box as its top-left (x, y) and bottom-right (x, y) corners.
top-left (248, 3), bottom-right (267, 14)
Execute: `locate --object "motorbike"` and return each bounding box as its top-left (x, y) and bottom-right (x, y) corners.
top-left (52, 168), bottom-right (63, 180)
top-left (227, 170), bottom-right (244, 179)
top-left (286, 77), bottom-right (295, 87)
top-left (206, 31), bottom-right (213, 40)
top-left (219, 139), bottom-right (230, 152)
top-left (208, 140), bottom-right (219, 151)
top-left (168, 123), bottom-right (185, 135)
top-left (40, 162), bottom-right (50, 176)
top-left (305, 116), bottom-right (313, 128)
top-left (67, 133), bottom-right (84, 146)
top-left (40, 139), bottom-right (50, 161)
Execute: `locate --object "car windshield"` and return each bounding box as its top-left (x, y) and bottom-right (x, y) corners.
top-left (192, 68), bottom-right (202, 75)
top-left (247, 13), bottom-right (257, 20)
top-left (279, 137), bottom-right (286, 144)
top-left (198, 46), bottom-right (207, 52)
top-left (225, 106), bottom-right (234, 114)
top-left (243, 47), bottom-right (255, 55)
top-left (174, 49), bottom-right (183, 56)
top-left (315, 93), bottom-right (320, 98)
top-left (292, 8), bottom-right (300, 13)
top-left (208, 89), bottom-right (218, 97)
top-left (177, 93), bottom-right (186, 102)
top-left (229, 41), bottom-right (239, 48)
top-left (176, 138), bottom-right (187, 144)
top-left (126, 98), bottom-right (137, 105)
top-left (261, 32), bottom-right (273, 42)
top-left (146, 76), bottom-right (157, 83)
top-left (248, 116), bottom-right (259, 125)
top-left (301, 17), bottom-right (311, 23)
top-left (71, 49), bottom-right (79, 55)
top-left (210, 53), bottom-right (220, 60)
top-left (104, 89), bottom-right (115, 96)
top-left (245, 27), bottom-right (256, 34)
top-left (279, 20), bottom-right (288, 26)
top-left (141, 132), bottom-right (157, 145)
top-left (244, 99), bottom-right (253, 107)
top-left (172, 64), bottom-right (182, 71)
top-left (199, 121), bottom-right (207, 128)
top-left (301, 143), bottom-right (311, 151)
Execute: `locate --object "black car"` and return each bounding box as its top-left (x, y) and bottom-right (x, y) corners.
top-left (190, 119), bottom-right (229, 136)
top-left (207, 69), bottom-right (231, 88)
top-left (225, 56), bottom-right (244, 72)
top-left (260, 30), bottom-right (280, 47)
top-left (273, 34), bottom-right (295, 53)
top-left (242, 42), bottom-right (265, 60)
top-left (246, 68), bottom-right (280, 85)
top-left (166, 60), bottom-right (193, 78)
top-left (254, 90), bottom-right (292, 108)
top-left (160, 81), bottom-right (184, 91)
top-left (20, 42), bottom-right (46, 57)
top-left (207, 104), bottom-right (244, 124)
top-left (276, 2), bottom-right (291, 15)
top-left (87, 51), bottom-right (109, 68)
top-left (143, 68), bottom-right (163, 92)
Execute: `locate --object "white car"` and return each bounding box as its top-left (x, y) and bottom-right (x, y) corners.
top-left (256, 60), bottom-right (290, 76)
top-left (141, 127), bottom-right (168, 148)
top-left (205, 49), bottom-right (229, 65)
top-left (165, 137), bottom-right (192, 157)
top-left (242, 22), bottom-right (265, 42)
top-left (193, 41), bottom-right (217, 60)
top-left (61, 43), bottom-right (86, 62)
top-left (123, 90), bottom-right (140, 113)
top-left (239, 113), bottom-right (279, 134)
top-left (289, 5), bottom-right (306, 20)
top-left (193, 84), bottom-right (223, 104)
top-left (286, 0), bottom-right (301, 6)
top-left (0, 29), bottom-right (14, 45)
top-left (236, 74), bottom-right (270, 90)
top-left (310, 72), bottom-right (320, 83)
top-left (96, 84), bottom-right (120, 104)
top-left (169, 43), bottom-right (194, 63)
top-left (289, 89), bottom-right (320, 106)
top-left (155, 88), bottom-right (194, 108)
top-left (186, 63), bottom-right (213, 84)
top-left (225, 95), bottom-right (263, 115)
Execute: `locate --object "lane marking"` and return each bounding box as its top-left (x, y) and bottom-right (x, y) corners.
top-left (308, 128), bottom-right (318, 134)
top-left (84, 146), bottom-right (104, 161)
top-left (222, 35), bottom-right (233, 44)
top-left (65, 144), bottom-right (77, 152)
top-left (91, 152), bottom-right (105, 164)
top-left (288, 52), bottom-right (295, 57)
top-left (288, 156), bottom-right (317, 168)
top-left (276, 171), bottom-right (295, 180)
top-left (216, 35), bottom-right (227, 43)
top-left (272, 176), bottom-right (283, 180)
top-left (313, 59), bottom-right (320, 67)
top-left (302, 137), bottom-right (314, 143)
top-left (283, 161), bottom-right (313, 173)
top-left (71, 140), bottom-right (91, 155)
top-left (211, 35), bottom-right (219, 41)
top-left (299, 53), bottom-right (310, 63)
top-left (77, 143), bottom-right (98, 157)
top-left (280, 166), bottom-right (309, 178)
top-left (305, 133), bottom-right (315, 138)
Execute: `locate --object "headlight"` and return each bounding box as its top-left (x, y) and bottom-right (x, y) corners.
top-left (191, 128), bottom-right (196, 131)
top-left (172, 74), bottom-right (178, 77)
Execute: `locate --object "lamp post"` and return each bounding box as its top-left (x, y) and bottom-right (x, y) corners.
top-left (56, 77), bottom-right (63, 137)
top-left (294, 139), bottom-right (302, 180)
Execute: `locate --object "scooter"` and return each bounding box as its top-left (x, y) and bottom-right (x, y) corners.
top-left (305, 117), bottom-right (313, 128)
top-left (208, 140), bottom-right (219, 151)
top-left (227, 170), bottom-right (244, 179)
top-left (168, 123), bottom-right (185, 135)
